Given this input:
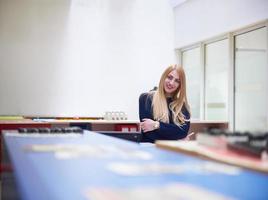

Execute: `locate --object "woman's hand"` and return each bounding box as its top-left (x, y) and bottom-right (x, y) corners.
top-left (140, 118), bottom-right (159, 132)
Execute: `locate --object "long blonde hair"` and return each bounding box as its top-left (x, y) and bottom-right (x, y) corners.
top-left (152, 65), bottom-right (190, 126)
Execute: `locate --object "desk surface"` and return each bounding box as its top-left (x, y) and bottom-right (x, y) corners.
top-left (0, 118), bottom-right (228, 124)
top-left (0, 119), bottom-right (139, 124)
top-left (156, 140), bottom-right (268, 173)
top-left (4, 131), bottom-right (268, 200)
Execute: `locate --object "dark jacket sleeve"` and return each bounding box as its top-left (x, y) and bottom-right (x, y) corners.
top-left (139, 93), bottom-right (154, 121)
top-left (139, 92), bottom-right (190, 142)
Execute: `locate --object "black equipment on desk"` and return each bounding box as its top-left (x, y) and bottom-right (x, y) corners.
top-left (206, 129), bottom-right (268, 158)
top-left (227, 132), bottom-right (268, 158)
top-left (97, 131), bottom-right (142, 143)
top-left (18, 127), bottom-right (83, 134)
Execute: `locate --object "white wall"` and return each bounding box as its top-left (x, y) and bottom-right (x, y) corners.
top-left (0, 0), bottom-right (176, 119)
top-left (174, 0), bottom-right (268, 47)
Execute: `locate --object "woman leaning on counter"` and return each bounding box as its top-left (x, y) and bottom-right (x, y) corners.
top-left (139, 65), bottom-right (191, 143)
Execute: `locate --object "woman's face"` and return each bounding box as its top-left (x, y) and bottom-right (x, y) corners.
top-left (164, 69), bottom-right (180, 96)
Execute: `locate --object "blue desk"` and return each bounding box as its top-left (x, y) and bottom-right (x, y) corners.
top-left (3, 131), bottom-right (268, 200)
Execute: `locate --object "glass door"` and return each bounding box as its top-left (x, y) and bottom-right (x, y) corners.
top-left (182, 47), bottom-right (202, 120)
top-left (234, 27), bottom-right (268, 132)
top-left (205, 39), bottom-right (229, 121)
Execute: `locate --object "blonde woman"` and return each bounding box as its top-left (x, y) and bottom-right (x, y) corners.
top-left (139, 65), bottom-right (191, 143)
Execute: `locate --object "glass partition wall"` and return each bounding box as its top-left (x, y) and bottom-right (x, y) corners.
top-left (234, 27), bottom-right (268, 131)
top-left (182, 47), bottom-right (202, 120)
top-left (178, 20), bottom-right (268, 132)
top-left (205, 39), bottom-right (229, 121)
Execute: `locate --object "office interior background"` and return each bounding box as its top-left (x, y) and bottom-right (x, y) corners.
top-left (0, 0), bottom-right (268, 132)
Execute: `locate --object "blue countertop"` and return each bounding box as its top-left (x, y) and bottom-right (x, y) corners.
top-left (3, 131), bottom-right (268, 200)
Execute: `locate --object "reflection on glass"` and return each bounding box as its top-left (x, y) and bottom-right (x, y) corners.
top-left (205, 39), bottom-right (229, 120)
top-left (182, 47), bottom-right (201, 120)
top-left (235, 27), bottom-right (267, 131)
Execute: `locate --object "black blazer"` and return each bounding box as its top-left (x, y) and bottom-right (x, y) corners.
top-left (139, 92), bottom-right (190, 143)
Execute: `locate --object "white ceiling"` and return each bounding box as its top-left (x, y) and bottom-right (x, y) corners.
top-left (169, 0), bottom-right (187, 8)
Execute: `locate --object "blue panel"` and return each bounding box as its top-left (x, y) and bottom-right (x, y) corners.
top-left (4, 131), bottom-right (268, 200)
